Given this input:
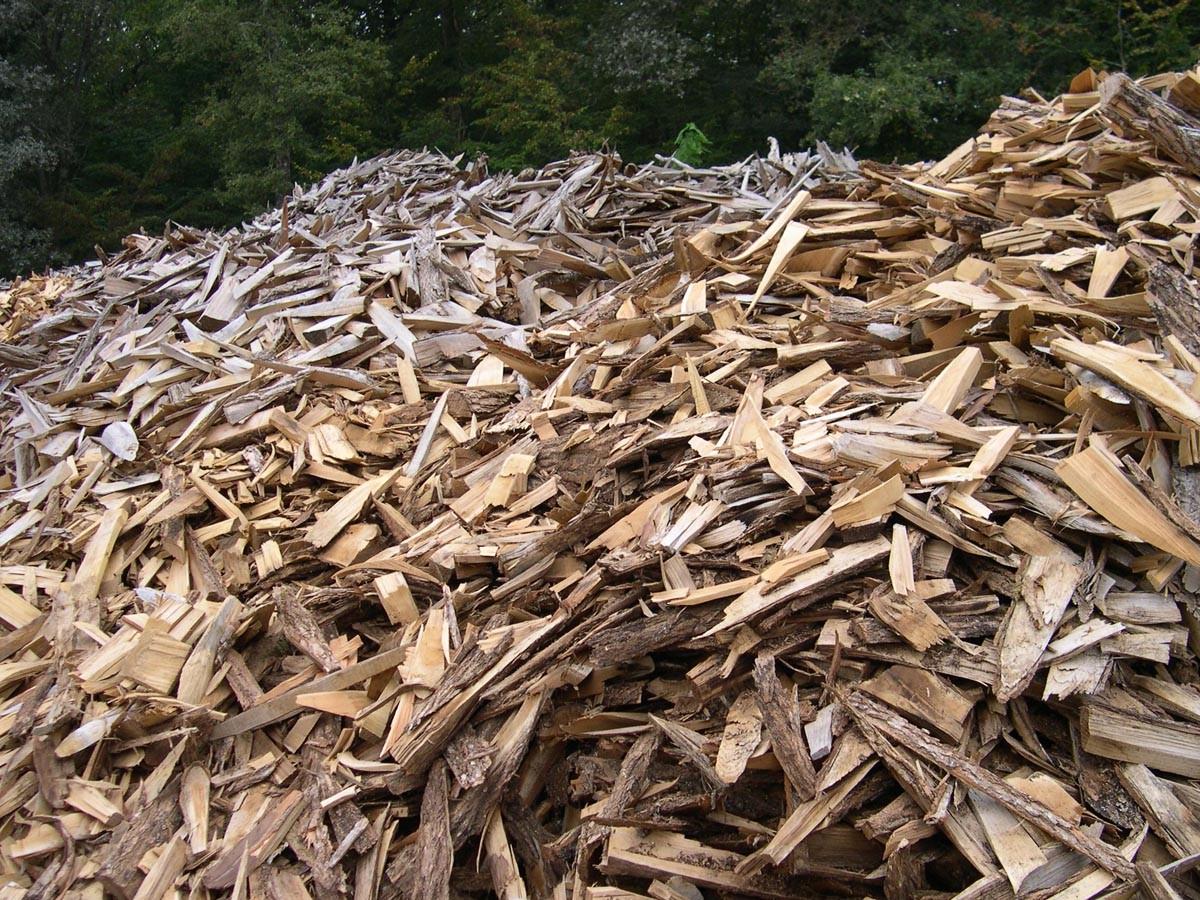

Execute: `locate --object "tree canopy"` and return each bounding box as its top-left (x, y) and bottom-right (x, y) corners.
top-left (2, 0), bottom-right (1198, 276)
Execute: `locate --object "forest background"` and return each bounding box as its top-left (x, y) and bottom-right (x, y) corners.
top-left (2, 0), bottom-right (1198, 276)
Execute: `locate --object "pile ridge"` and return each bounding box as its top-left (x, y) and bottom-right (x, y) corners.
top-left (2, 68), bottom-right (1200, 899)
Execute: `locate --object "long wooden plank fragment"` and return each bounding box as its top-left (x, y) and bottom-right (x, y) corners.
top-left (703, 536), bottom-right (891, 636)
top-left (748, 220), bottom-right (809, 309)
top-left (918, 346), bottom-right (982, 414)
top-left (1051, 338), bottom-right (1200, 427)
top-left (210, 645), bottom-right (409, 738)
top-left (729, 189), bottom-right (811, 263)
top-left (1080, 703), bottom-right (1200, 778)
top-left (1057, 447), bottom-right (1200, 566)
top-left (845, 692), bottom-right (1135, 879)
top-left (967, 790), bottom-right (1047, 893)
top-left (70, 503), bottom-right (129, 601)
top-left (176, 595), bottom-right (242, 705)
top-left (1117, 764), bottom-right (1200, 858)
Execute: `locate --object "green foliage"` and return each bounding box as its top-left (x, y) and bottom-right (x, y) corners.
top-left (0, 61), bottom-right (57, 274)
top-left (0, 0), bottom-right (108, 272)
top-left (465, 2), bottom-right (621, 169)
top-left (3, 0), bottom-right (1200, 276)
top-left (1119, 0), bottom-right (1200, 72)
top-left (672, 124), bottom-right (711, 167)
top-left (762, 2), bottom-right (1035, 160)
top-left (118, 0), bottom-right (390, 223)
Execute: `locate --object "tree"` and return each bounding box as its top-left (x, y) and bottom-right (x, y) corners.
top-left (20, 0), bottom-right (394, 268)
top-left (576, 0), bottom-right (799, 163)
top-left (116, 0), bottom-right (391, 221)
top-left (0, 0), bottom-right (111, 273)
top-left (761, 2), bottom-right (1034, 161)
top-left (465, 1), bottom-right (619, 169)
top-left (0, 55), bottom-right (56, 273)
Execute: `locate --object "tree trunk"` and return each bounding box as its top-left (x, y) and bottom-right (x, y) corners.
top-left (1100, 73), bottom-right (1200, 176)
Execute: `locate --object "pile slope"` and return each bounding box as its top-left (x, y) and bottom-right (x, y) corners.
top-left (2, 68), bottom-right (1200, 898)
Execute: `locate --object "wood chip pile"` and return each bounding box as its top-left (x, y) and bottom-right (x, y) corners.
top-left (3, 67), bottom-right (1200, 900)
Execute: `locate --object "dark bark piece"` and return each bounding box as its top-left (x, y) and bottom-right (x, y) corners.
top-left (503, 796), bottom-right (567, 898)
top-left (1076, 755), bottom-right (1144, 832)
top-left (222, 648), bottom-right (264, 708)
top-left (753, 654), bottom-right (817, 801)
top-left (324, 787), bottom-right (377, 857)
top-left (276, 587), bottom-right (340, 672)
top-left (845, 692), bottom-right (1135, 880)
top-left (1147, 261), bottom-right (1200, 356)
top-left (383, 845), bottom-right (419, 896)
top-left (929, 242), bottom-right (969, 276)
top-left (604, 729), bottom-right (662, 820)
top-left (443, 725), bottom-right (493, 790)
top-left (576, 729), bottom-right (664, 889)
top-left (388, 627), bottom-right (515, 779)
top-left (30, 735), bottom-right (69, 809)
top-left (399, 625), bottom-right (494, 734)
top-left (185, 525), bottom-right (227, 599)
top-left (884, 844), bottom-right (927, 900)
top-left (650, 715), bottom-right (724, 792)
top-left (95, 776), bottom-right (183, 899)
top-left (451, 692), bottom-right (544, 847)
top-left (413, 761), bottom-right (452, 900)
top-left (586, 606), bottom-right (718, 668)
top-left (289, 790), bottom-right (346, 899)
top-left (857, 792), bottom-right (923, 842)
